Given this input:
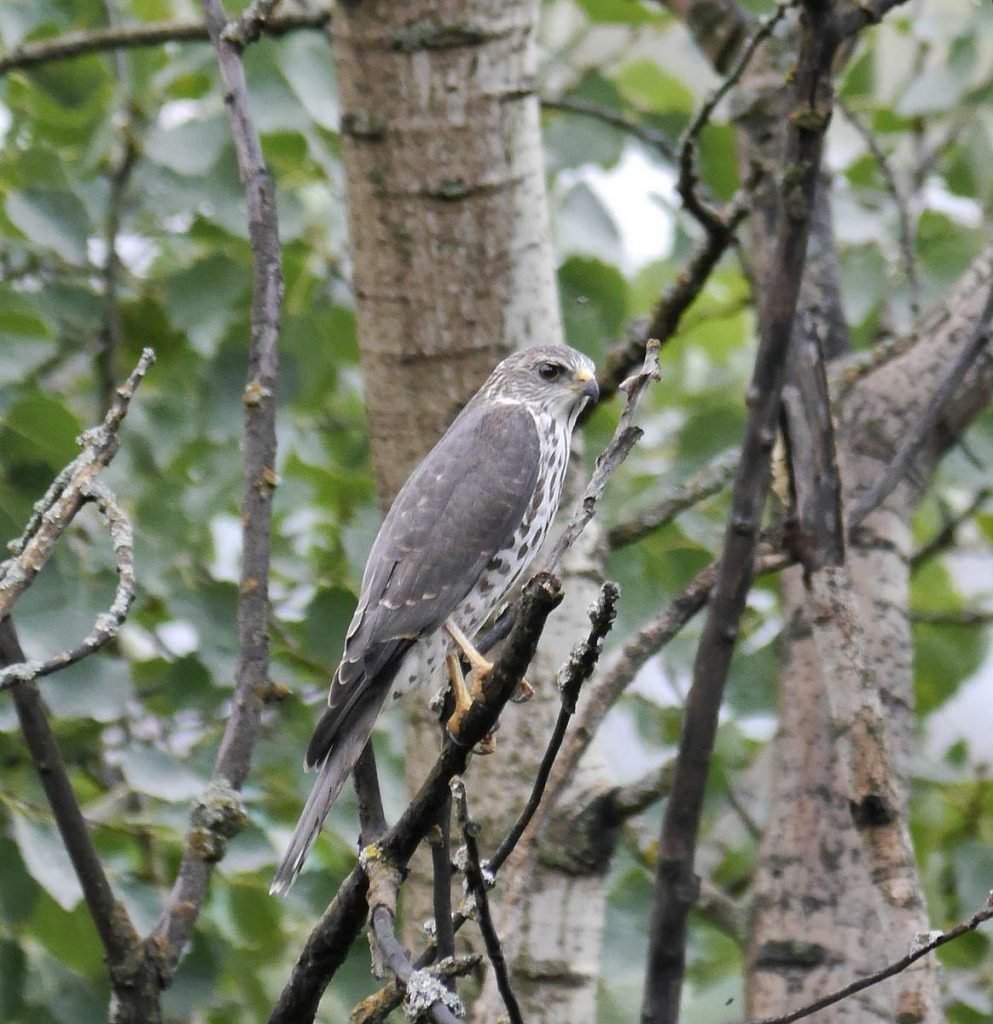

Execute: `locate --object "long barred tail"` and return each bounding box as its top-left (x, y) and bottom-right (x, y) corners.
top-left (269, 693), bottom-right (385, 896)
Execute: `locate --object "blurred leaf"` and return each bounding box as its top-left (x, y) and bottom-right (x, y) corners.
top-left (118, 746), bottom-right (205, 802)
top-left (5, 190), bottom-right (91, 263)
top-left (9, 813), bottom-right (82, 912)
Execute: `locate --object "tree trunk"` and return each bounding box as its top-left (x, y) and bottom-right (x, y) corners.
top-left (330, 3), bottom-right (611, 1020)
top-left (748, 248), bottom-right (993, 1022)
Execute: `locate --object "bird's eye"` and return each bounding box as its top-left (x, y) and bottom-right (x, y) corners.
top-left (538, 362), bottom-right (563, 382)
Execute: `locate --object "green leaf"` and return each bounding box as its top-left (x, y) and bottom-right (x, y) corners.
top-left (277, 33), bottom-right (340, 131)
top-left (575, 0), bottom-right (663, 24)
top-left (615, 60), bottom-right (695, 115)
top-left (145, 114), bottom-right (229, 176)
top-left (0, 390), bottom-right (82, 475)
top-left (0, 286), bottom-right (57, 384)
top-left (5, 189), bottom-right (92, 263)
top-left (9, 813), bottom-right (83, 911)
top-left (118, 745), bottom-right (206, 802)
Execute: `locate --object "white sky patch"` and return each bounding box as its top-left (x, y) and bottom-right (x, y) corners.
top-left (156, 620), bottom-right (200, 657)
top-left (567, 142), bottom-right (677, 272)
top-left (210, 515), bottom-right (243, 583)
top-left (0, 104), bottom-right (11, 146)
top-left (158, 99), bottom-right (205, 130)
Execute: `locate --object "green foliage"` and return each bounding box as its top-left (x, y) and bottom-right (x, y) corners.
top-left (0, 0), bottom-right (990, 1022)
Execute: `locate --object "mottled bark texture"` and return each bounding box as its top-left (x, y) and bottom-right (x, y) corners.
top-left (330, 3), bottom-right (610, 1021)
top-left (712, 13), bottom-right (992, 1021)
top-left (748, 251), bottom-right (993, 1023)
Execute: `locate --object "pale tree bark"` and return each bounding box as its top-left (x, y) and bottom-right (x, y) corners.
top-left (330, 2), bottom-right (611, 1020)
top-left (748, 251), bottom-right (993, 1022)
top-left (659, 4), bottom-right (989, 1019)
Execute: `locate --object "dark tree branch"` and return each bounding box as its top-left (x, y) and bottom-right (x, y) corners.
top-left (734, 901), bottom-right (993, 1024)
top-left (95, 0), bottom-right (142, 414)
top-left (489, 581), bottom-right (620, 874)
top-left (0, 9), bottom-right (332, 77)
top-left (430, 790), bottom-right (456, 977)
top-left (652, 0), bottom-right (753, 74)
top-left (369, 905), bottom-right (462, 1024)
top-left (608, 448), bottom-right (738, 549)
top-left (269, 575), bottom-right (563, 1024)
top-left (154, 0), bottom-right (283, 970)
top-left (642, 5), bottom-right (842, 1018)
top-left (451, 776), bottom-right (523, 1024)
top-left (677, 0), bottom-right (793, 233)
top-left (781, 319), bottom-right (846, 571)
top-left (1, 618), bottom-right (164, 1019)
top-left (353, 743), bottom-right (388, 846)
top-left (548, 546), bottom-right (790, 820)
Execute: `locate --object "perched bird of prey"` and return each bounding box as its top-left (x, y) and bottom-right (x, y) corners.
top-left (271, 344), bottom-right (598, 894)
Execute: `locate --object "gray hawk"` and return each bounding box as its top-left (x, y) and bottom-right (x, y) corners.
top-left (271, 344), bottom-right (598, 894)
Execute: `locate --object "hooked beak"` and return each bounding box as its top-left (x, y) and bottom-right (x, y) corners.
top-left (576, 368), bottom-right (599, 406)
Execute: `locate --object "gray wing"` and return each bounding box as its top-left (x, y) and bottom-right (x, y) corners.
top-left (304, 400), bottom-right (541, 767)
top-left (273, 401), bottom-right (542, 893)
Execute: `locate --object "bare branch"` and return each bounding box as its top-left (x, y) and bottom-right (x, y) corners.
top-left (734, 901), bottom-right (993, 1024)
top-left (0, 481), bottom-right (135, 691)
top-left (837, 98), bottom-right (920, 315)
top-left (349, 954), bottom-right (480, 1024)
top-left (0, 9), bottom-right (332, 77)
top-left (847, 278), bottom-right (993, 532)
top-left (368, 902), bottom-right (462, 1024)
top-left (677, 0), bottom-right (793, 232)
top-left (0, 348), bottom-right (154, 620)
top-left (909, 608), bottom-right (993, 627)
top-left (1, 618), bottom-right (164, 1016)
top-left (489, 581), bottom-right (620, 875)
top-left (608, 448), bottom-right (739, 549)
top-left (643, 7), bottom-right (842, 1016)
top-left (269, 575), bottom-right (563, 1024)
top-left (653, 0), bottom-right (753, 73)
top-left (154, 0), bottom-right (283, 970)
top-left (451, 777), bottom-right (523, 1024)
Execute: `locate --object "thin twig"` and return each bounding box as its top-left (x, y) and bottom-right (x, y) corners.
top-left (837, 98), bottom-right (920, 315)
top-left (911, 488), bottom-right (990, 568)
top-left (0, 481), bottom-right (135, 691)
top-left (733, 901), bottom-right (993, 1024)
top-left (489, 581), bottom-right (620, 874)
top-left (0, 10), bottom-right (332, 76)
top-left (154, 0), bottom-right (282, 970)
top-left (608, 448), bottom-right (739, 549)
top-left (598, 184), bottom-right (754, 401)
top-left (269, 575), bottom-right (563, 1024)
top-left (451, 777), bottom-right (523, 1024)
top-left (909, 608), bottom-right (993, 627)
top-left (1, 618), bottom-right (162, 1013)
top-left (349, 953), bottom-right (480, 1024)
top-left (677, 0), bottom-right (793, 232)
top-left (847, 279), bottom-right (993, 531)
top-left (643, 7), bottom-right (841, 1016)
top-left (0, 348), bottom-right (155, 620)
top-left (430, 790), bottom-right (456, 977)
top-left (541, 96), bottom-right (678, 162)
top-left (369, 906), bottom-right (462, 1024)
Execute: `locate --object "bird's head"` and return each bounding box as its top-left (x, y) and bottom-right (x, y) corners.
top-left (481, 345), bottom-right (598, 427)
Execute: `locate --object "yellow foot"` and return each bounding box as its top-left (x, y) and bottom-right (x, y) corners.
top-left (510, 677), bottom-right (534, 704)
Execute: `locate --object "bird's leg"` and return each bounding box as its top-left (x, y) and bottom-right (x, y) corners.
top-left (444, 619), bottom-right (534, 704)
top-left (444, 653), bottom-right (496, 754)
